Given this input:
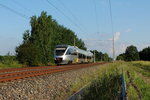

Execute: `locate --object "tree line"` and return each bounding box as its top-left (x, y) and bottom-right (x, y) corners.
top-left (90, 50), bottom-right (112, 62)
top-left (116, 45), bottom-right (150, 61)
top-left (16, 11), bottom-right (86, 66)
top-left (15, 11), bottom-right (112, 66)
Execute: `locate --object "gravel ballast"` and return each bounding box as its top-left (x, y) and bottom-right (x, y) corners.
top-left (0, 65), bottom-right (104, 100)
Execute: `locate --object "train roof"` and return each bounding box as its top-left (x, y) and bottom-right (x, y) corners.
top-left (55, 44), bottom-right (70, 48)
top-left (78, 49), bottom-right (93, 56)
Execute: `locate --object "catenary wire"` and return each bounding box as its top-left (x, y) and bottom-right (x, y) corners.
top-left (108, 0), bottom-right (114, 34)
top-left (93, 0), bottom-right (100, 34)
top-left (46, 0), bottom-right (87, 34)
top-left (57, 0), bottom-right (88, 33)
top-left (0, 3), bottom-right (29, 19)
top-left (11, 0), bottom-right (36, 15)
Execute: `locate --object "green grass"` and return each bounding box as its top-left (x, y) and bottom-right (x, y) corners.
top-left (69, 61), bottom-right (150, 100)
top-left (127, 86), bottom-right (139, 100)
top-left (81, 69), bottom-right (121, 100)
top-left (128, 61), bottom-right (150, 100)
top-left (131, 61), bottom-right (150, 77)
top-left (0, 61), bottom-right (23, 69)
top-left (0, 55), bottom-right (23, 69)
top-left (69, 62), bottom-right (123, 99)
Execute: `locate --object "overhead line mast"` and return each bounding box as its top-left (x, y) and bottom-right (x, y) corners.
top-left (108, 0), bottom-right (115, 61)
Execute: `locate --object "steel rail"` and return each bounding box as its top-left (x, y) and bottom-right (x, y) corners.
top-left (0, 66), bottom-right (56, 73)
top-left (0, 62), bottom-right (106, 83)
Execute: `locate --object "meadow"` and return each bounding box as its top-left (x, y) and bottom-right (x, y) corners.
top-left (70, 61), bottom-right (150, 100)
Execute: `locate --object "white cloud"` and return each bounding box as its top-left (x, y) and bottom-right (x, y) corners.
top-left (110, 43), bottom-right (150, 58)
top-left (109, 32), bottom-right (121, 42)
top-left (83, 31), bottom-right (149, 59)
top-left (134, 43), bottom-right (150, 51)
top-left (84, 39), bottom-right (150, 59)
top-left (114, 32), bottom-right (121, 42)
top-left (114, 43), bottom-right (128, 56)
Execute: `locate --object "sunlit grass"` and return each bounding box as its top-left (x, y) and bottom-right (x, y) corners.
top-left (131, 61), bottom-right (150, 77)
top-left (123, 61), bottom-right (150, 100)
top-left (81, 69), bottom-right (121, 100)
top-left (69, 61), bottom-right (150, 100)
top-left (69, 62), bottom-right (123, 99)
top-left (127, 86), bottom-right (139, 100)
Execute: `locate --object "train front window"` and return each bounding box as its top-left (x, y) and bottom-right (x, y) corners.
top-left (55, 48), bottom-right (66, 56)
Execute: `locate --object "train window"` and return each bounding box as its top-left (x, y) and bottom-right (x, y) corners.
top-left (88, 56), bottom-right (91, 59)
top-left (55, 50), bottom-right (66, 56)
top-left (66, 49), bottom-right (77, 55)
top-left (87, 56), bottom-right (89, 59)
top-left (78, 53), bottom-right (82, 58)
top-left (66, 49), bottom-right (71, 55)
top-left (72, 49), bottom-right (77, 55)
top-left (83, 55), bottom-right (86, 59)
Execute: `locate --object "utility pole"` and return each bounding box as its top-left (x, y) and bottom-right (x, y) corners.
top-left (109, 0), bottom-right (115, 62)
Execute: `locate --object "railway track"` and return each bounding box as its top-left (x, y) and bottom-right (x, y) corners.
top-left (0, 62), bottom-right (106, 83)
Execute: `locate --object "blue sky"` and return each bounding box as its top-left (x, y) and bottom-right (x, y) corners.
top-left (0, 0), bottom-right (150, 57)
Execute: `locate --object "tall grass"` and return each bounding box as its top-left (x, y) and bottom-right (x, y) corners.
top-left (131, 61), bottom-right (150, 77)
top-left (81, 69), bottom-right (121, 100)
top-left (69, 61), bottom-right (150, 100)
top-left (69, 62), bottom-right (123, 99)
top-left (0, 54), bottom-right (22, 69)
top-left (124, 61), bottom-right (150, 100)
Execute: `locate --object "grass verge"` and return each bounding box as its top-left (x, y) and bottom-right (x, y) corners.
top-left (0, 61), bottom-right (23, 69)
top-left (69, 61), bottom-right (150, 100)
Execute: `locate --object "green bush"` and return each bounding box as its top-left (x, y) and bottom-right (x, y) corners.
top-left (0, 53), bottom-right (16, 65)
top-left (0, 53), bottom-right (22, 69)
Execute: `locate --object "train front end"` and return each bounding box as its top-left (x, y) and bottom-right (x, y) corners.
top-left (54, 45), bottom-right (68, 65)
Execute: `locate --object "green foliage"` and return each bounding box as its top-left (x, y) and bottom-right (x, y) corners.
top-left (91, 50), bottom-right (102, 61)
top-left (16, 42), bottom-right (39, 66)
top-left (125, 45), bottom-right (139, 61)
top-left (117, 46), bottom-right (150, 61)
top-left (90, 50), bottom-right (112, 62)
top-left (0, 52), bottom-right (16, 65)
top-left (0, 53), bottom-right (22, 69)
top-left (16, 11), bottom-right (87, 66)
top-left (116, 45), bottom-right (139, 61)
top-left (0, 56), bottom-right (3, 62)
top-left (139, 46), bottom-right (150, 61)
top-left (116, 53), bottom-right (125, 60)
top-left (102, 53), bottom-right (110, 61)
